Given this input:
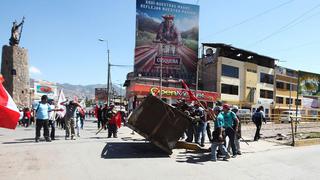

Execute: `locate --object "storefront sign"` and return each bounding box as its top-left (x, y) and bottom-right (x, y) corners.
top-left (129, 84), bottom-right (220, 101)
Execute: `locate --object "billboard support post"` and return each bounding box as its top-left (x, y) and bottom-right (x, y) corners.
top-left (160, 56), bottom-right (163, 100)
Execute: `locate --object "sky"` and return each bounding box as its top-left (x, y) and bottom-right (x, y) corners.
top-left (1, 0), bottom-right (320, 85)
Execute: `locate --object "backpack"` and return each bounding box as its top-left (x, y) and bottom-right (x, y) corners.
top-left (252, 111), bottom-right (262, 123)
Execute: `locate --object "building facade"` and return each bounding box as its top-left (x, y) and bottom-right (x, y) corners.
top-left (274, 66), bottom-right (301, 112)
top-left (200, 43), bottom-right (276, 116)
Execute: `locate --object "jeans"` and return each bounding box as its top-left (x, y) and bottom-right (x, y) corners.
top-left (76, 118), bottom-right (80, 136)
top-left (227, 138), bottom-right (241, 153)
top-left (254, 121), bottom-right (262, 141)
top-left (195, 121), bottom-right (207, 146)
top-left (211, 142), bottom-right (228, 161)
top-left (186, 123), bottom-right (196, 143)
top-left (206, 122), bottom-right (212, 142)
top-left (80, 117), bottom-right (84, 129)
top-left (225, 127), bottom-right (237, 156)
top-left (49, 120), bottom-right (56, 140)
top-left (36, 119), bottom-right (49, 140)
top-left (108, 124), bottom-right (118, 138)
top-left (65, 117), bottom-right (75, 137)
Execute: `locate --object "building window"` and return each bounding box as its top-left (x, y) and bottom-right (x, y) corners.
top-left (286, 83), bottom-right (297, 91)
top-left (222, 64), bottom-right (239, 78)
top-left (260, 89), bottom-right (273, 99)
top-left (286, 69), bottom-right (298, 78)
top-left (11, 69), bottom-right (16, 75)
top-left (286, 98), bottom-right (293, 104)
top-left (295, 99), bottom-right (301, 105)
top-left (276, 81), bottom-right (284, 89)
top-left (276, 96), bottom-right (284, 104)
top-left (260, 73), bottom-right (274, 84)
top-left (221, 84), bottom-right (238, 95)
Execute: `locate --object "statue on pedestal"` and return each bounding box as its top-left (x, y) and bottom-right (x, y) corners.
top-left (9, 17), bottom-right (25, 46)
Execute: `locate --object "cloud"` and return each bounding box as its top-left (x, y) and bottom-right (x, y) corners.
top-left (29, 66), bottom-right (41, 75)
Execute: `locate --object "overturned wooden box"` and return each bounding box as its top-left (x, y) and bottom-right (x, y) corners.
top-left (127, 95), bottom-right (191, 154)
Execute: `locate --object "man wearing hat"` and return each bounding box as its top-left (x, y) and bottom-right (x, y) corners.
top-left (222, 104), bottom-right (239, 158)
top-left (211, 106), bottom-right (230, 161)
top-left (103, 103), bottom-right (118, 138)
top-left (156, 14), bottom-right (181, 45)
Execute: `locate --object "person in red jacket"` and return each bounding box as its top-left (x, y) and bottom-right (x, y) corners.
top-left (23, 107), bottom-right (31, 127)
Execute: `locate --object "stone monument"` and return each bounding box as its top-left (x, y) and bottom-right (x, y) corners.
top-left (1, 17), bottom-right (30, 107)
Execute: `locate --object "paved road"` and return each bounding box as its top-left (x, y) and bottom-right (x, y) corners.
top-left (0, 118), bottom-right (319, 180)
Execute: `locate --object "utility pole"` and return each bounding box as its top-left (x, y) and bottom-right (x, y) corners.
top-left (289, 83), bottom-right (295, 146)
top-left (107, 49), bottom-right (110, 106)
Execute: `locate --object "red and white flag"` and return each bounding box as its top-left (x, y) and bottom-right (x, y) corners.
top-left (0, 75), bottom-right (20, 129)
top-left (180, 79), bottom-right (198, 101)
top-left (56, 89), bottom-right (66, 118)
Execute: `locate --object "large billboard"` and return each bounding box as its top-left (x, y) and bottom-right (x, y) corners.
top-left (135, 0), bottom-right (199, 83)
top-left (299, 71), bottom-right (320, 97)
top-left (95, 88), bottom-right (108, 104)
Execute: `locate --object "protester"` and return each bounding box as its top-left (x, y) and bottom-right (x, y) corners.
top-left (211, 106), bottom-right (230, 162)
top-left (23, 107), bottom-right (31, 127)
top-left (61, 100), bottom-right (81, 140)
top-left (75, 107), bottom-right (84, 137)
top-left (252, 106), bottom-right (266, 141)
top-left (222, 104), bottom-right (239, 158)
top-left (101, 103), bottom-right (109, 130)
top-left (33, 95), bottom-right (61, 142)
top-left (79, 108), bottom-right (85, 129)
top-left (228, 105), bottom-right (242, 155)
top-left (185, 105), bottom-right (196, 143)
top-left (104, 104), bottom-right (118, 138)
top-left (97, 105), bottom-right (103, 129)
top-left (193, 103), bottom-right (207, 147)
top-left (48, 100), bottom-right (56, 140)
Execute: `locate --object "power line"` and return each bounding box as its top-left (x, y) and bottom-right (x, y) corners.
top-left (247, 3), bottom-right (320, 47)
top-left (200, 0), bottom-right (295, 41)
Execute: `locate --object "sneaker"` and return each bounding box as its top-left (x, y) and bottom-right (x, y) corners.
top-left (77, 134), bottom-right (80, 137)
top-left (225, 154), bottom-right (231, 159)
top-left (65, 136), bottom-right (69, 140)
top-left (45, 138), bottom-right (51, 142)
top-left (232, 155), bottom-right (237, 158)
top-left (222, 157), bottom-right (229, 161)
top-left (71, 136), bottom-right (76, 140)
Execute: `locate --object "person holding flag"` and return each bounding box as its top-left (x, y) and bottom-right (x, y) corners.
top-left (0, 74), bottom-right (20, 130)
top-left (103, 104), bottom-right (122, 138)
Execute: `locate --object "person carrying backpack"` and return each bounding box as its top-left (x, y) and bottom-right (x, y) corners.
top-left (252, 106), bottom-right (266, 141)
top-left (33, 95), bottom-right (62, 142)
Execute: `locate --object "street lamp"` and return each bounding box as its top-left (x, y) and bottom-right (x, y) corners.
top-left (98, 38), bottom-right (111, 106)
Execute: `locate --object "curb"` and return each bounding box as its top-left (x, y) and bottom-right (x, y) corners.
top-left (294, 138), bottom-right (320, 147)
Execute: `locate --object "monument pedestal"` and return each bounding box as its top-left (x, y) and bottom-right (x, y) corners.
top-left (1, 45), bottom-right (30, 107)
